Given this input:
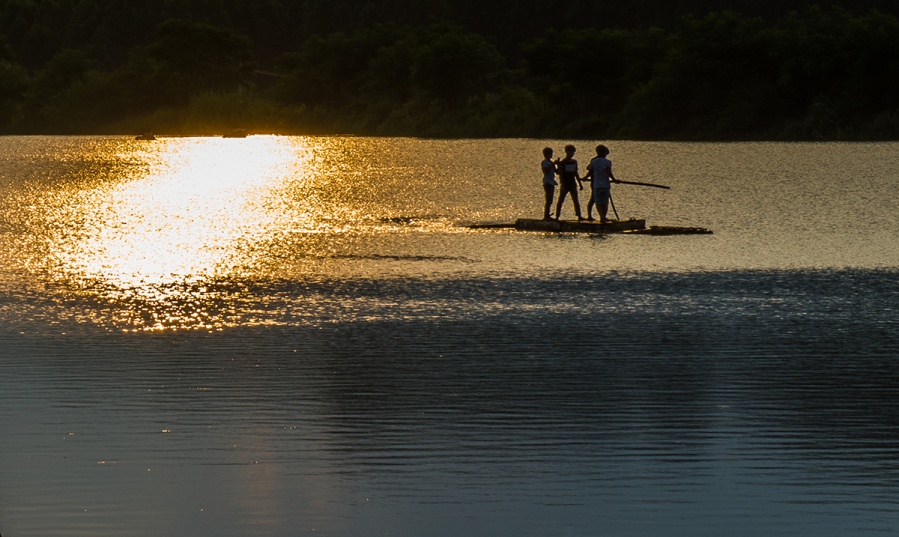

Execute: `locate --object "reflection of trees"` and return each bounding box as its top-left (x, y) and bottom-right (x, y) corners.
top-left (743, 341), bottom-right (899, 456)
top-left (12, 269), bottom-right (898, 493)
top-left (271, 271), bottom-right (899, 479)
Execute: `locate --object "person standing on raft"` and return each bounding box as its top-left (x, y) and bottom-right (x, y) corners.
top-left (584, 144), bottom-right (618, 223)
top-left (540, 147), bottom-right (558, 220)
top-left (554, 144), bottom-right (586, 221)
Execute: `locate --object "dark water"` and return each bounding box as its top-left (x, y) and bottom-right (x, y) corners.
top-left (4, 270), bottom-right (899, 536)
top-left (2, 137), bottom-right (899, 536)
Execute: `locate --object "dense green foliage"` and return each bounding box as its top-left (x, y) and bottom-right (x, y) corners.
top-left (2, 0), bottom-right (899, 139)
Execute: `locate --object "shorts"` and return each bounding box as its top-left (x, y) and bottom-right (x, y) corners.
top-left (559, 177), bottom-right (579, 194)
top-left (594, 187), bottom-right (611, 205)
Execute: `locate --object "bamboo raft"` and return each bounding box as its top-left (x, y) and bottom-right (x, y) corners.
top-left (515, 218), bottom-right (647, 233)
top-left (466, 218), bottom-right (712, 235)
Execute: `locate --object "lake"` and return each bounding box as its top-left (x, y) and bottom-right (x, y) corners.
top-left (1, 136), bottom-right (898, 536)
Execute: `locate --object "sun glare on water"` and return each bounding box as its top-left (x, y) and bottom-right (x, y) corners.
top-left (10, 135), bottom-right (479, 331)
top-left (45, 136), bottom-right (318, 330)
top-left (66, 137), bottom-right (300, 283)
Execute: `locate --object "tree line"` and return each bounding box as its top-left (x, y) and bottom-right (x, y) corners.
top-left (2, 0), bottom-right (899, 139)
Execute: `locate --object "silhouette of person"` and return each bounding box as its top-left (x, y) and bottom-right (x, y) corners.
top-left (540, 147), bottom-right (558, 220)
top-left (554, 144), bottom-right (585, 220)
top-left (585, 144), bottom-right (618, 223)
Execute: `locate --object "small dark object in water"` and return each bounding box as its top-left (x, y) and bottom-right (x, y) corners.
top-left (135, 133), bottom-right (156, 140)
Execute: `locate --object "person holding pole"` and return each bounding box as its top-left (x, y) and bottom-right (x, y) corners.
top-left (585, 144), bottom-right (618, 224)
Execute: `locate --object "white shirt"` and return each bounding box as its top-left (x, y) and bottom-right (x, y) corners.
top-left (589, 156), bottom-right (612, 188)
top-left (541, 158), bottom-right (557, 186)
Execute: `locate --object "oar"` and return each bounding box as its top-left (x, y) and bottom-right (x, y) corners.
top-left (614, 179), bottom-right (670, 189)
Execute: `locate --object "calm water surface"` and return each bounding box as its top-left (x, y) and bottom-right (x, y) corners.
top-left (1, 136), bottom-right (898, 536)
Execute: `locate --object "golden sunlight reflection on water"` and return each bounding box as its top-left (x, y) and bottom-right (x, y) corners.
top-left (56, 137), bottom-right (303, 284)
top-left (36, 136), bottom-right (338, 330)
top-left (14, 136), bottom-right (478, 331)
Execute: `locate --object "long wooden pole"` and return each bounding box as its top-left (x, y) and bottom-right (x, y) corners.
top-left (615, 179), bottom-right (670, 189)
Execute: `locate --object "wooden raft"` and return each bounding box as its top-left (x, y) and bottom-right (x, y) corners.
top-left (514, 218), bottom-right (647, 233)
top-left (466, 219), bottom-right (712, 235)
